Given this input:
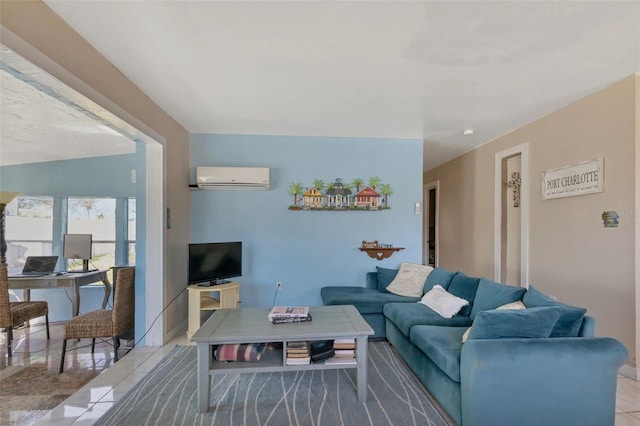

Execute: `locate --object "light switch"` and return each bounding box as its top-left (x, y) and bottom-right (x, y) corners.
top-left (415, 203), bottom-right (421, 215)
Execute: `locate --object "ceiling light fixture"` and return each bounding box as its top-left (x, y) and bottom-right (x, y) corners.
top-left (463, 129), bottom-right (474, 136)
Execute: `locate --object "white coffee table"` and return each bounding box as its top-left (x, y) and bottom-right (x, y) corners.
top-left (191, 305), bottom-right (374, 413)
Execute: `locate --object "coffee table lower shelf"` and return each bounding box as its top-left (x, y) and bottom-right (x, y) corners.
top-left (208, 346), bottom-right (358, 375)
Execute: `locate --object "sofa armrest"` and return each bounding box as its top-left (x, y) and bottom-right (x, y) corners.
top-left (460, 337), bottom-right (627, 426)
top-left (365, 272), bottom-right (378, 290)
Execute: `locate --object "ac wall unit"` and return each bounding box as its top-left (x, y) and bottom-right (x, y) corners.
top-left (196, 166), bottom-right (270, 190)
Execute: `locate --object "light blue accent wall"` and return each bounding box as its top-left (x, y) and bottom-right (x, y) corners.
top-left (190, 134), bottom-right (423, 308)
top-left (0, 151), bottom-right (146, 325)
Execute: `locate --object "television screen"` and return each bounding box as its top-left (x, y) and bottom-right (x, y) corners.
top-left (188, 242), bottom-right (242, 286)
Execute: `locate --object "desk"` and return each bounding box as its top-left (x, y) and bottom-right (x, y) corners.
top-left (8, 271), bottom-right (111, 318)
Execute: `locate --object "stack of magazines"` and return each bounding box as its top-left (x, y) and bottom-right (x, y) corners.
top-left (267, 306), bottom-right (312, 324)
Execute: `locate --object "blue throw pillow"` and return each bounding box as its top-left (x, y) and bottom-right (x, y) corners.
top-left (522, 286), bottom-right (587, 337)
top-left (376, 266), bottom-right (398, 292)
top-left (468, 306), bottom-right (560, 340)
top-left (447, 272), bottom-right (480, 316)
top-left (423, 267), bottom-right (457, 293)
top-left (470, 278), bottom-right (527, 319)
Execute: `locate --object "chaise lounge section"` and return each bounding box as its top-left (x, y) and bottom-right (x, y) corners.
top-left (321, 265), bottom-right (628, 425)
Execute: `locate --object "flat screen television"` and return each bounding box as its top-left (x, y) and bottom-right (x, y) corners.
top-left (188, 241), bottom-right (242, 286)
top-left (63, 233), bottom-right (95, 273)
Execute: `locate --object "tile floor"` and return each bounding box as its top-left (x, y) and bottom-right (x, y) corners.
top-left (1, 321), bottom-right (640, 425)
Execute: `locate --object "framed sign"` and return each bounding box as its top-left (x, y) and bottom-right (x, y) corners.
top-left (541, 158), bottom-right (603, 200)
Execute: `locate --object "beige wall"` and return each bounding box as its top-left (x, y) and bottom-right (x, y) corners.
top-left (1, 1), bottom-right (191, 343)
top-left (424, 75), bottom-right (638, 366)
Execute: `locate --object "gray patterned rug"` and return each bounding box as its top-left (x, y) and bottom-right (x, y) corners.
top-left (95, 341), bottom-right (448, 426)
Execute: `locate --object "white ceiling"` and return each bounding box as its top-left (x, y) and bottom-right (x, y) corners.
top-left (8, 1), bottom-right (640, 171)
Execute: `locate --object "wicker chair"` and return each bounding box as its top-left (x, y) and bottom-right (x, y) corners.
top-left (59, 267), bottom-right (134, 372)
top-left (0, 265), bottom-right (50, 357)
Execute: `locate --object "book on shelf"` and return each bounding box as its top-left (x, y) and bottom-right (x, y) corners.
top-left (287, 352), bottom-right (311, 358)
top-left (286, 356), bottom-right (311, 365)
top-left (324, 357), bottom-right (357, 365)
top-left (270, 314), bottom-right (312, 324)
top-left (268, 306), bottom-right (310, 319)
top-left (334, 349), bottom-right (355, 356)
top-left (311, 350), bottom-right (335, 363)
top-left (333, 338), bottom-right (356, 350)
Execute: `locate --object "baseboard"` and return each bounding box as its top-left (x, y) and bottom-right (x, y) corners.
top-left (620, 363), bottom-right (639, 380)
top-left (164, 316), bottom-right (188, 344)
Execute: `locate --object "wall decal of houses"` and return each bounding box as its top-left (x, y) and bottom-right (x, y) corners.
top-left (289, 177), bottom-right (392, 211)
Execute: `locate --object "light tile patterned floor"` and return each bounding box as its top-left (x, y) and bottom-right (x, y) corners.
top-left (2, 322), bottom-right (640, 425)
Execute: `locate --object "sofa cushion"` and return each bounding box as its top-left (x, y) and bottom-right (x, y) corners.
top-left (320, 286), bottom-right (418, 314)
top-left (419, 285), bottom-right (469, 319)
top-left (423, 267), bottom-right (457, 292)
top-left (467, 306), bottom-right (561, 340)
top-left (387, 263), bottom-right (434, 297)
top-left (384, 302), bottom-right (473, 336)
top-left (410, 325), bottom-right (467, 382)
top-left (376, 266), bottom-right (398, 292)
top-left (446, 272), bottom-right (480, 316)
top-left (470, 278), bottom-right (527, 319)
top-left (522, 286), bottom-right (587, 337)
top-left (462, 300), bottom-right (526, 342)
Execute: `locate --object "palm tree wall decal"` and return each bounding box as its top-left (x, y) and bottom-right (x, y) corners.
top-left (312, 179), bottom-right (325, 191)
top-left (289, 182), bottom-right (303, 206)
top-left (380, 184), bottom-right (393, 207)
top-left (368, 176), bottom-right (381, 190)
top-left (352, 178), bottom-right (363, 192)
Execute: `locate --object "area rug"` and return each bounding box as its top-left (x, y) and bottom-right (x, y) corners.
top-left (95, 341), bottom-right (448, 426)
top-left (0, 363), bottom-right (100, 425)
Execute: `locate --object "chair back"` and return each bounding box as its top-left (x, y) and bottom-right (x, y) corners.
top-left (0, 266), bottom-right (11, 329)
top-left (112, 267), bottom-right (135, 336)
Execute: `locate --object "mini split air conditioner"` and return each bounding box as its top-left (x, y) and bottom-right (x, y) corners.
top-left (196, 166), bottom-right (270, 190)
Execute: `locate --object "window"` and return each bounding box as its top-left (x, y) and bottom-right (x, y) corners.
top-left (128, 198), bottom-right (136, 265)
top-left (4, 196), bottom-right (54, 273)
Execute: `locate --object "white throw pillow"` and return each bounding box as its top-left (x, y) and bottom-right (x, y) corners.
top-left (386, 262), bottom-right (434, 297)
top-left (462, 300), bottom-right (526, 342)
top-left (419, 285), bottom-right (469, 318)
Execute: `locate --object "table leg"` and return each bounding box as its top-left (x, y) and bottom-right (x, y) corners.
top-left (356, 335), bottom-right (368, 402)
top-left (101, 276), bottom-right (112, 309)
top-left (197, 343), bottom-right (210, 413)
top-left (22, 289), bottom-right (31, 327)
top-left (71, 282), bottom-right (79, 317)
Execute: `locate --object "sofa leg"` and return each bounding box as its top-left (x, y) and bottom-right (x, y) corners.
top-left (45, 315), bottom-right (50, 340)
top-left (59, 339), bottom-right (67, 373)
top-left (113, 337), bottom-right (119, 362)
top-left (91, 338), bottom-right (95, 353)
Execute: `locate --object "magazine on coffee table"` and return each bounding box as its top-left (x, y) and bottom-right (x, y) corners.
top-left (268, 306), bottom-right (310, 320)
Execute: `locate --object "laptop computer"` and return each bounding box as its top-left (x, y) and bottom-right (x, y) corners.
top-left (9, 256), bottom-right (58, 278)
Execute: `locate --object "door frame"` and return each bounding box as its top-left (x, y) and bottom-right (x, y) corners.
top-left (493, 143), bottom-right (529, 287)
top-left (423, 181), bottom-right (439, 267)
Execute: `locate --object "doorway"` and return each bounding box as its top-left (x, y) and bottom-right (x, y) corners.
top-left (494, 144), bottom-right (529, 286)
top-left (423, 181), bottom-right (439, 267)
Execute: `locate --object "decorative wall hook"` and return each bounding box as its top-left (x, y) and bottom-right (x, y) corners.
top-left (506, 172), bottom-right (521, 208)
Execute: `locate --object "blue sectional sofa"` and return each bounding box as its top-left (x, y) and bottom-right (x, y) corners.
top-left (321, 267), bottom-right (628, 426)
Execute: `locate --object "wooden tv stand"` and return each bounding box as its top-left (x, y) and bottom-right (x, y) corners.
top-left (186, 282), bottom-right (239, 338)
